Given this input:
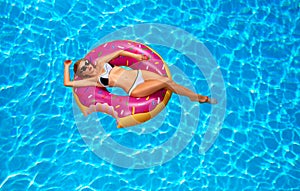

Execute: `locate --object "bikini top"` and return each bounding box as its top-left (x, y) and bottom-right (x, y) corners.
top-left (99, 63), bottom-right (114, 87)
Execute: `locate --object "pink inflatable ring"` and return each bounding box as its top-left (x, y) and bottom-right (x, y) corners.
top-left (73, 40), bottom-right (172, 128)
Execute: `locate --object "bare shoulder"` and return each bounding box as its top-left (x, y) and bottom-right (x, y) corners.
top-left (95, 58), bottom-right (105, 69)
top-left (95, 57), bottom-right (106, 64)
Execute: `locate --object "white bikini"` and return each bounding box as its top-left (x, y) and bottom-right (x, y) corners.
top-left (99, 63), bottom-right (114, 87)
top-left (128, 70), bottom-right (144, 96)
top-left (98, 63), bottom-right (144, 95)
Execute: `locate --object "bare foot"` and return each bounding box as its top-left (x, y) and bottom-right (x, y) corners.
top-left (198, 95), bottom-right (217, 104)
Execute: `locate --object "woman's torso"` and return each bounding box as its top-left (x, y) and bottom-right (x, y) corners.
top-left (96, 63), bottom-right (137, 93)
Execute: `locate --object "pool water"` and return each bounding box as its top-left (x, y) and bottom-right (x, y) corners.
top-left (1, 0), bottom-right (300, 190)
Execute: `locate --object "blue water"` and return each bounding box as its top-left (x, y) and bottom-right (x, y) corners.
top-left (1, 0), bottom-right (300, 190)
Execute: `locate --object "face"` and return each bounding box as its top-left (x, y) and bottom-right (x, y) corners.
top-left (78, 59), bottom-right (95, 76)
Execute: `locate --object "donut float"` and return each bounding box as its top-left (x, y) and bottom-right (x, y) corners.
top-left (73, 40), bottom-right (172, 128)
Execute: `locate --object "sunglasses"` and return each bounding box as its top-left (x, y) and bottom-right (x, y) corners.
top-left (80, 60), bottom-right (92, 72)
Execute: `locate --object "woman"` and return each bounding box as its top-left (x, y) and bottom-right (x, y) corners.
top-left (64, 50), bottom-right (217, 104)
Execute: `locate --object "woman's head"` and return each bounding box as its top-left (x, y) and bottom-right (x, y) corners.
top-left (74, 59), bottom-right (96, 78)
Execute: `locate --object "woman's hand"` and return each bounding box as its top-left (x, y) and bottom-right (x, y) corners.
top-left (135, 54), bottom-right (149, 61)
top-left (64, 60), bottom-right (72, 67)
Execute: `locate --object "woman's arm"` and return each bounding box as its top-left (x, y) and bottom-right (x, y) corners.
top-left (95, 50), bottom-right (147, 64)
top-left (64, 60), bottom-right (100, 88)
top-left (64, 60), bottom-right (73, 87)
top-left (119, 50), bottom-right (143, 59)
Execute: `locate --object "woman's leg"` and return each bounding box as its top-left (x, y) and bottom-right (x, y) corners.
top-left (131, 70), bottom-right (213, 103)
